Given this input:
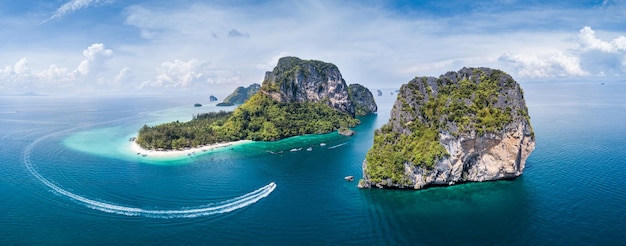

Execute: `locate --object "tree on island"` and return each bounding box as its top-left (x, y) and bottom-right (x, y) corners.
top-left (136, 57), bottom-right (376, 150)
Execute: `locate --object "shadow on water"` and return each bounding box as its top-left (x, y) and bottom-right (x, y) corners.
top-left (361, 177), bottom-right (533, 245)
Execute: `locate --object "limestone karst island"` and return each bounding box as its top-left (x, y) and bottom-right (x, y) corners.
top-left (359, 67), bottom-right (535, 189)
top-left (136, 57), bottom-right (377, 150)
top-left (137, 58), bottom-right (534, 191)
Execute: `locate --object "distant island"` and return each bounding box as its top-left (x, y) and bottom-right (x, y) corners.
top-left (348, 84), bottom-right (377, 116)
top-left (193, 103), bottom-right (202, 107)
top-left (136, 57), bottom-right (377, 150)
top-left (222, 83), bottom-right (261, 105)
top-left (359, 67), bottom-right (535, 189)
top-left (216, 102), bottom-right (235, 107)
top-left (209, 95), bottom-right (218, 102)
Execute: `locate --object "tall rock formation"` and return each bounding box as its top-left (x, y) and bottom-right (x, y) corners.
top-left (223, 83), bottom-right (261, 104)
top-left (348, 83), bottom-right (377, 116)
top-left (216, 57), bottom-right (376, 141)
top-left (360, 67), bottom-right (535, 189)
top-left (261, 57), bottom-right (356, 115)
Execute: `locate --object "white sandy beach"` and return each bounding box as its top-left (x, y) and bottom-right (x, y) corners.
top-left (129, 139), bottom-right (252, 158)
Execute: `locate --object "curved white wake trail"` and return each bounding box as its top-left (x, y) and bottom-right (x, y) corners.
top-left (327, 142), bottom-right (348, 149)
top-left (22, 118), bottom-right (276, 218)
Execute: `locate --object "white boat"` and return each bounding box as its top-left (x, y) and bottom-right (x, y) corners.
top-left (306, 147), bottom-right (313, 151)
top-left (320, 143), bottom-right (326, 146)
top-left (290, 147), bottom-right (302, 152)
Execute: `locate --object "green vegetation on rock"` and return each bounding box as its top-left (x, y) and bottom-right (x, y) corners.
top-left (137, 111), bottom-right (232, 150)
top-left (365, 122), bottom-right (447, 185)
top-left (216, 102), bottom-right (235, 107)
top-left (222, 83), bottom-right (260, 104)
top-left (348, 83), bottom-right (377, 116)
top-left (220, 93), bottom-right (359, 141)
top-left (136, 93), bottom-right (359, 149)
top-left (137, 56), bottom-right (368, 150)
top-left (363, 67), bottom-right (530, 186)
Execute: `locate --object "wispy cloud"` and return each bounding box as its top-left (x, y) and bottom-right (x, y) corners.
top-left (41, 0), bottom-right (110, 24)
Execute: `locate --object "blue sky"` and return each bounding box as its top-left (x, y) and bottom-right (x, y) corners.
top-left (1, 0), bottom-right (625, 94)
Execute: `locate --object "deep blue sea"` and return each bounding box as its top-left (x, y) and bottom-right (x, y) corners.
top-left (1, 82), bottom-right (625, 245)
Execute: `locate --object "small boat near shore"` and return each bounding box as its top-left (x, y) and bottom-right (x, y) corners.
top-left (344, 176), bottom-right (354, 182)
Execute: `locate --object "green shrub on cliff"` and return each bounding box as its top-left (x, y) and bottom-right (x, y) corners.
top-left (364, 68), bottom-right (523, 184)
top-left (365, 121), bottom-right (447, 185)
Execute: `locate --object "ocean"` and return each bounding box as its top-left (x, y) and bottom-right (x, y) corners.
top-left (1, 82), bottom-right (625, 245)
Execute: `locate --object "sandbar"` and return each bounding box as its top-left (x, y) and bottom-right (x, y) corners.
top-left (129, 139), bottom-right (252, 159)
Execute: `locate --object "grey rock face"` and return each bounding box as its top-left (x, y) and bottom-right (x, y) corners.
top-left (402, 122), bottom-right (535, 189)
top-left (261, 57), bottom-right (355, 115)
top-left (348, 84), bottom-right (377, 116)
top-left (360, 67), bottom-right (536, 189)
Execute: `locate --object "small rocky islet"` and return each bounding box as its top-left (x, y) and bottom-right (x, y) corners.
top-left (359, 67), bottom-right (535, 189)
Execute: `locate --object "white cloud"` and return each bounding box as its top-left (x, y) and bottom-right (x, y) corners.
top-left (499, 52), bottom-right (588, 78)
top-left (576, 26), bottom-right (626, 76)
top-left (500, 26), bottom-right (626, 79)
top-left (577, 26), bottom-right (626, 52)
top-left (1, 58), bottom-right (33, 90)
top-left (42, 0), bottom-right (110, 23)
top-left (0, 43), bottom-right (117, 93)
top-left (140, 59), bottom-right (240, 89)
top-left (74, 43), bottom-right (114, 77)
top-left (113, 67), bottom-right (133, 86)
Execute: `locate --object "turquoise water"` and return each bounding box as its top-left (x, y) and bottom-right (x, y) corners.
top-left (1, 83), bottom-right (625, 244)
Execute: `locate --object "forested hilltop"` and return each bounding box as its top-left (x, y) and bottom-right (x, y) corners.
top-left (137, 57), bottom-right (375, 150)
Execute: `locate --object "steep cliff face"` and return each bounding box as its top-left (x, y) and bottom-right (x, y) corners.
top-left (261, 57), bottom-right (355, 115)
top-left (360, 67), bottom-right (535, 189)
top-left (223, 83), bottom-right (260, 104)
top-left (348, 84), bottom-right (377, 116)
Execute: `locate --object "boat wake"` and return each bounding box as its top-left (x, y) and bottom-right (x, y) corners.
top-left (327, 142), bottom-right (348, 149)
top-left (22, 118), bottom-right (276, 218)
